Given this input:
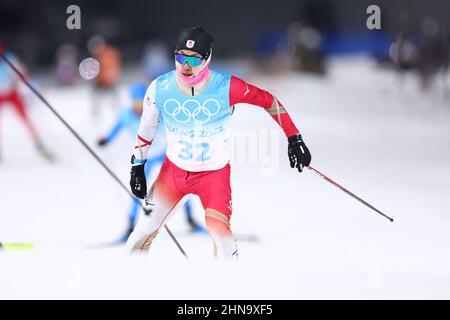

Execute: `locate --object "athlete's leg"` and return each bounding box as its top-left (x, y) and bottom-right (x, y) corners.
top-left (10, 91), bottom-right (39, 141)
top-left (125, 158), bottom-right (186, 252)
top-left (195, 164), bottom-right (238, 260)
top-left (204, 208), bottom-right (238, 260)
top-left (9, 91), bottom-right (53, 160)
top-left (118, 198), bottom-right (140, 242)
top-left (184, 198), bottom-right (195, 226)
top-left (184, 199), bottom-right (207, 233)
top-left (121, 158), bottom-right (160, 242)
top-left (123, 158), bottom-right (158, 238)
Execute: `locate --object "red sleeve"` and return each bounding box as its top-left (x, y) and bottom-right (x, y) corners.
top-left (229, 76), bottom-right (299, 137)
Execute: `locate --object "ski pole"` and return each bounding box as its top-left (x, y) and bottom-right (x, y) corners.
top-left (307, 166), bottom-right (394, 222)
top-left (0, 49), bottom-right (188, 258)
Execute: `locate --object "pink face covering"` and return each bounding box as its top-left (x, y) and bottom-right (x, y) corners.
top-left (177, 65), bottom-right (210, 86)
top-left (176, 53), bottom-right (212, 87)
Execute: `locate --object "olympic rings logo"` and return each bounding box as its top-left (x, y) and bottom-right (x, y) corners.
top-left (163, 98), bottom-right (221, 124)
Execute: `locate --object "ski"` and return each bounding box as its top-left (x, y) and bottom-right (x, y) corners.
top-left (0, 242), bottom-right (35, 251)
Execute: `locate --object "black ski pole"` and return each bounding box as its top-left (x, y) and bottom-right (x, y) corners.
top-left (307, 166), bottom-right (394, 222)
top-left (0, 48), bottom-right (188, 258)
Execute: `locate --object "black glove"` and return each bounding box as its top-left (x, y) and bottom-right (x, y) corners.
top-left (97, 137), bottom-right (108, 147)
top-left (130, 155), bottom-right (147, 199)
top-left (288, 134), bottom-right (311, 172)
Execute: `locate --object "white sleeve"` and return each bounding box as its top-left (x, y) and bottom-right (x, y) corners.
top-left (132, 80), bottom-right (161, 162)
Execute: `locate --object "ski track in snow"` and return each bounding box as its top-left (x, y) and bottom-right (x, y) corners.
top-left (1, 56), bottom-right (450, 299)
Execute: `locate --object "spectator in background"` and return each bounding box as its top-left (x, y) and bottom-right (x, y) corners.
top-left (88, 35), bottom-right (122, 120)
top-left (55, 44), bottom-right (79, 86)
top-left (287, 22), bottom-right (326, 75)
top-left (417, 17), bottom-right (447, 91)
top-left (141, 41), bottom-right (172, 83)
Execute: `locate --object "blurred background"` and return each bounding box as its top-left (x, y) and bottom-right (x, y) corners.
top-left (2, 0), bottom-right (449, 91)
top-left (1, 0), bottom-right (450, 299)
top-left (2, 0), bottom-right (449, 76)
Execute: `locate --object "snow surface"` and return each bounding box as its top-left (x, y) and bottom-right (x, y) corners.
top-left (1, 56), bottom-right (450, 299)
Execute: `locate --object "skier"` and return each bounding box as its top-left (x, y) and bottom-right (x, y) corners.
top-left (97, 83), bottom-right (205, 241)
top-left (0, 50), bottom-right (53, 161)
top-left (126, 27), bottom-right (311, 259)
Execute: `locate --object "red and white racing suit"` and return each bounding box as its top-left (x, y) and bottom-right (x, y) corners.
top-left (126, 71), bottom-right (300, 259)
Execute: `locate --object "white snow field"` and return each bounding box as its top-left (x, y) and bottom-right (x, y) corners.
top-left (1, 56), bottom-right (449, 299)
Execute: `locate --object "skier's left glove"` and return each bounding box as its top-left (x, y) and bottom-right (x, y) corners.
top-left (288, 134), bottom-right (311, 172)
top-left (130, 155), bottom-right (147, 199)
top-left (97, 137), bottom-right (108, 147)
